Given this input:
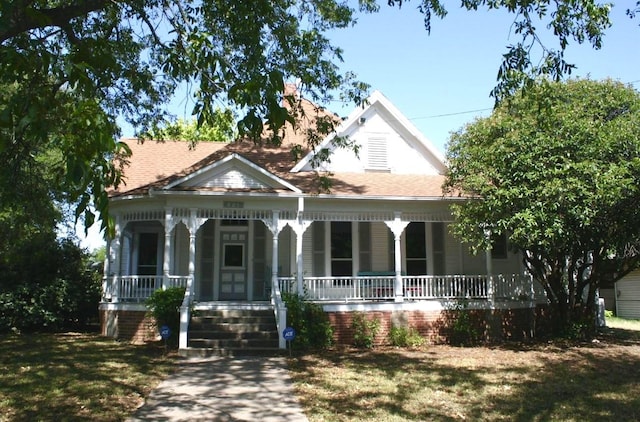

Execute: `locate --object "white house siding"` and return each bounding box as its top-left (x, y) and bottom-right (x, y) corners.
top-left (443, 223), bottom-right (460, 274)
top-left (119, 233), bottom-right (131, 276)
top-left (301, 105), bottom-right (442, 175)
top-left (491, 250), bottom-right (522, 275)
top-left (174, 223), bottom-right (189, 275)
top-left (371, 222), bottom-right (391, 272)
top-left (616, 269), bottom-right (640, 319)
top-left (599, 288), bottom-right (616, 312)
top-left (461, 247), bottom-right (486, 275)
top-left (277, 225), bottom-right (293, 276)
top-left (302, 226), bottom-right (314, 277)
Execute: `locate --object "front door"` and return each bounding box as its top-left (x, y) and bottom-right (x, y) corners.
top-left (219, 231), bottom-right (247, 300)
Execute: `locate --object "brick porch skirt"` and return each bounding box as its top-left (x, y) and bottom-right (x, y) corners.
top-left (99, 301), bottom-right (548, 345)
top-left (100, 304), bottom-right (158, 344)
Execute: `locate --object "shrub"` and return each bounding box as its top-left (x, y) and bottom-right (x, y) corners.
top-left (450, 301), bottom-right (481, 346)
top-left (145, 286), bottom-right (186, 345)
top-left (389, 325), bottom-right (425, 347)
top-left (282, 292), bottom-right (333, 350)
top-left (352, 312), bottom-right (380, 349)
top-left (0, 238), bottom-right (101, 333)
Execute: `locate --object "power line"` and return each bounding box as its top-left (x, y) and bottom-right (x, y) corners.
top-left (408, 79), bottom-right (640, 121)
top-left (408, 107), bottom-right (492, 121)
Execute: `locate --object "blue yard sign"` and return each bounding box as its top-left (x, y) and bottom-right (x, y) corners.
top-left (282, 327), bottom-right (296, 342)
top-left (160, 325), bottom-right (171, 340)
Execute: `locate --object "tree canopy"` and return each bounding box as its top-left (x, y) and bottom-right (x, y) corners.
top-left (142, 110), bottom-right (236, 146)
top-left (0, 1), bottom-right (618, 234)
top-left (444, 78), bottom-right (640, 333)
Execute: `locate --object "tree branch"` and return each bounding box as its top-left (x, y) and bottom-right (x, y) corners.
top-left (1, 0), bottom-right (110, 43)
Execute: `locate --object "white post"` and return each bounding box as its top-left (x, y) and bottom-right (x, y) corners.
top-left (111, 215), bottom-right (122, 302)
top-left (178, 209), bottom-right (205, 353)
top-left (385, 212), bottom-right (409, 303)
top-left (178, 304), bottom-right (189, 350)
top-left (163, 208), bottom-right (173, 290)
top-left (271, 211), bottom-right (280, 303)
top-left (484, 229), bottom-right (495, 307)
top-left (102, 238), bottom-right (111, 301)
top-left (291, 220), bottom-right (312, 296)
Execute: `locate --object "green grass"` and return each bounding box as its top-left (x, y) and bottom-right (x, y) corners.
top-left (3, 321), bottom-right (640, 422)
top-left (289, 325), bottom-right (640, 421)
top-left (607, 315), bottom-right (640, 331)
top-left (0, 332), bottom-right (175, 422)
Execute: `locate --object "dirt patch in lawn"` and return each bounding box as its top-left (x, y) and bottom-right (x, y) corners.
top-left (289, 327), bottom-right (640, 421)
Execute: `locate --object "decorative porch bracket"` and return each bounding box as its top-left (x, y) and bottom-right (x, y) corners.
top-left (385, 213), bottom-right (409, 303)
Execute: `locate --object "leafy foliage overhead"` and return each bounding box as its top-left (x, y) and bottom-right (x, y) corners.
top-left (445, 78), bottom-right (640, 333)
top-left (0, 0), bottom-right (617, 234)
top-left (142, 111), bottom-right (236, 147)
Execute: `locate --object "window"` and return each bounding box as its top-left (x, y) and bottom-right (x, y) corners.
top-left (223, 244), bottom-right (244, 268)
top-left (406, 222), bottom-right (427, 275)
top-left (137, 233), bottom-right (159, 275)
top-left (331, 222), bottom-right (352, 276)
top-left (491, 233), bottom-right (508, 259)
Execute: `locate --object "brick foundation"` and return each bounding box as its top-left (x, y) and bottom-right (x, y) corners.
top-left (100, 302), bottom-right (549, 346)
top-left (100, 308), bottom-right (158, 344)
top-left (327, 305), bottom-right (548, 346)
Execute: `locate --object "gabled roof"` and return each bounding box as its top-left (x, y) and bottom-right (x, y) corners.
top-left (110, 91), bottom-right (457, 200)
top-left (291, 90), bottom-right (447, 173)
top-left (162, 153), bottom-right (302, 193)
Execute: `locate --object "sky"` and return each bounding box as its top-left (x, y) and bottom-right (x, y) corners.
top-left (322, 2), bottom-right (640, 154)
top-left (78, 3), bottom-right (640, 250)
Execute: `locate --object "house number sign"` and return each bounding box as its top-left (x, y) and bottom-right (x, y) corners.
top-left (223, 201), bottom-right (244, 209)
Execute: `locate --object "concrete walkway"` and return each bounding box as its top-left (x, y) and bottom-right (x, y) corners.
top-left (128, 356), bottom-right (309, 421)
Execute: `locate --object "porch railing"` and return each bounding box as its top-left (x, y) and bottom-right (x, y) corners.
top-left (103, 273), bottom-right (538, 303)
top-left (115, 275), bottom-right (191, 302)
top-left (278, 274), bottom-right (538, 302)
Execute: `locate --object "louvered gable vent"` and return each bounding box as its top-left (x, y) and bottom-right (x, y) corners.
top-left (367, 137), bottom-right (389, 171)
top-left (204, 168), bottom-right (266, 189)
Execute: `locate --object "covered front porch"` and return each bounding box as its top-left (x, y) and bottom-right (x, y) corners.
top-left (100, 202), bottom-right (544, 350)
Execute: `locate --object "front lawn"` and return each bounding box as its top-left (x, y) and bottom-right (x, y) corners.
top-left (2, 324), bottom-right (639, 421)
top-left (289, 326), bottom-right (640, 421)
top-left (0, 332), bottom-right (174, 421)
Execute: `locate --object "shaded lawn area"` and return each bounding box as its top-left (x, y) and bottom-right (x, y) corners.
top-left (0, 332), bottom-right (175, 421)
top-left (289, 327), bottom-right (640, 421)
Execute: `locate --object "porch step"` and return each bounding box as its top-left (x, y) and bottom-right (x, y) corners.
top-left (186, 308), bottom-right (282, 357)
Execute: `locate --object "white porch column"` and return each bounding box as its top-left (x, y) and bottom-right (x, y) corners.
top-left (163, 208), bottom-right (174, 290)
top-left (102, 238), bottom-right (111, 302)
top-left (263, 211), bottom-right (288, 302)
top-left (110, 215), bottom-right (122, 302)
top-left (179, 209), bottom-right (206, 351)
top-left (385, 212), bottom-right (409, 303)
top-left (290, 219), bottom-right (312, 296)
top-left (484, 229), bottom-right (495, 308)
top-left (187, 209), bottom-right (207, 298)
